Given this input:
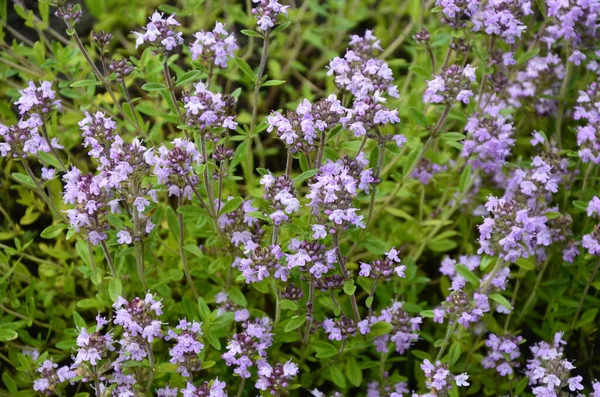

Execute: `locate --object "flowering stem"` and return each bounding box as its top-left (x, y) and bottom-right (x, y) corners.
top-left (365, 143), bottom-right (386, 230)
top-left (178, 196), bottom-right (200, 300)
top-left (441, 37), bottom-right (454, 71)
top-left (200, 135), bottom-right (217, 214)
top-left (315, 131), bottom-right (327, 169)
top-left (40, 122), bottom-right (66, 171)
top-left (121, 80), bottom-right (144, 137)
top-left (480, 259), bottom-right (505, 295)
top-left (378, 351), bottom-right (388, 380)
top-left (270, 280), bottom-right (281, 325)
top-left (370, 104), bottom-right (451, 229)
top-left (247, 29), bottom-right (271, 183)
top-left (517, 258), bottom-right (550, 323)
top-left (302, 279), bottom-right (315, 348)
top-left (572, 259), bottom-right (600, 328)
top-left (132, 189), bottom-right (147, 290)
top-left (70, 31), bottom-right (137, 129)
top-left (368, 279), bottom-right (379, 319)
top-left (163, 59), bottom-right (184, 122)
top-left (556, 49), bottom-right (573, 147)
top-left (21, 159), bottom-right (67, 223)
top-left (236, 378), bottom-right (246, 397)
top-left (504, 276), bottom-right (522, 332)
top-left (477, 36), bottom-right (496, 106)
top-left (99, 240), bottom-right (117, 278)
top-left (435, 321), bottom-right (457, 361)
top-left (285, 149), bottom-right (293, 176)
top-left (145, 343), bottom-right (155, 391)
top-left (332, 232), bottom-right (362, 322)
top-left (93, 366), bottom-right (100, 397)
top-left (426, 44), bottom-right (436, 73)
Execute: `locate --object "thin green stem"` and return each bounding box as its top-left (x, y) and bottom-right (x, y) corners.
top-left (99, 240), bottom-right (116, 278)
top-left (270, 280), bottom-right (281, 325)
top-left (436, 322), bottom-right (457, 361)
top-left (572, 259), bottom-right (600, 328)
top-left (178, 196), bottom-right (200, 300)
top-left (236, 378), bottom-right (246, 397)
top-left (518, 258), bottom-right (551, 323)
top-left (246, 30), bottom-right (270, 184)
top-left (163, 59), bottom-right (184, 122)
top-left (556, 48), bottom-right (573, 147)
top-left (332, 232), bottom-right (361, 322)
top-left (21, 159), bottom-right (67, 223)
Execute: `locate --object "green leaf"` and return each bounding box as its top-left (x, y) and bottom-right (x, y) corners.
top-left (0, 329), bottom-right (18, 342)
top-left (576, 308), bottom-right (598, 328)
top-left (280, 299), bottom-right (298, 311)
top-left (73, 311), bottom-right (86, 329)
top-left (12, 173), bottom-right (36, 189)
top-left (70, 79), bottom-right (100, 87)
top-left (205, 331), bottom-right (221, 350)
top-left (2, 373), bottom-right (17, 394)
top-left (441, 132), bottom-right (466, 141)
top-left (343, 279), bottom-right (356, 295)
top-left (220, 197), bottom-right (243, 214)
top-left (459, 165), bottom-right (472, 193)
top-left (40, 223), bottom-right (67, 239)
top-left (235, 57), bottom-right (255, 82)
top-left (108, 278), bottom-right (122, 302)
top-left (240, 29), bottom-right (263, 38)
top-left (262, 79), bottom-right (286, 86)
top-left (284, 316), bottom-right (306, 332)
top-left (197, 297), bottom-right (211, 323)
top-left (409, 64), bottom-right (431, 78)
top-left (184, 244), bottom-right (204, 258)
top-left (345, 357), bottom-right (362, 387)
top-left (409, 106), bottom-right (428, 126)
top-left (366, 296), bottom-right (374, 308)
top-left (330, 365), bottom-right (347, 388)
top-left (489, 293), bottom-right (512, 310)
top-left (175, 70), bottom-right (205, 87)
top-left (420, 310), bottom-right (435, 318)
top-left (455, 264), bottom-right (480, 287)
top-left (166, 206), bottom-right (180, 242)
top-left (294, 169), bottom-right (318, 184)
top-left (515, 258), bottom-right (535, 271)
top-left (141, 82), bottom-right (167, 92)
top-left (369, 321), bottom-right (393, 336)
top-left (228, 287), bottom-right (247, 307)
top-left (516, 48), bottom-right (540, 66)
top-left (448, 342), bottom-right (462, 366)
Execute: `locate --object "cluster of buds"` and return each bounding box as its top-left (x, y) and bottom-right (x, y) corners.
top-left (359, 248), bottom-right (405, 281)
top-left (424, 64), bottom-right (477, 105)
top-left (109, 59), bottom-right (135, 83)
top-left (286, 238), bottom-right (337, 279)
top-left (251, 0), bottom-right (289, 31)
top-left (260, 173), bottom-right (300, 225)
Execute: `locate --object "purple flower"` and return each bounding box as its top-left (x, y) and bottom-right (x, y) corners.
top-left (190, 22), bottom-right (238, 68)
top-left (181, 378), bottom-right (227, 397)
top-left (183, 82), bottom-right (238, 134)
top-left (222, 317), bottom-right (273, 378)
top-left (424, 65), bottom-right (475, 105)
top-left (255, 360), bottom-right (299, 394)
top-left (133, 11), bottom-right (183, 53)
top-left (164, 318), bottom-right (204, 377)
top-left (251, 0), bottom-right (289, 31)
top-left (327, 31), bottom-right (398, 99)
top-left (15, 80), bottom-right (61, 116)
top-left (420, 359), bottom-right (469, 394)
